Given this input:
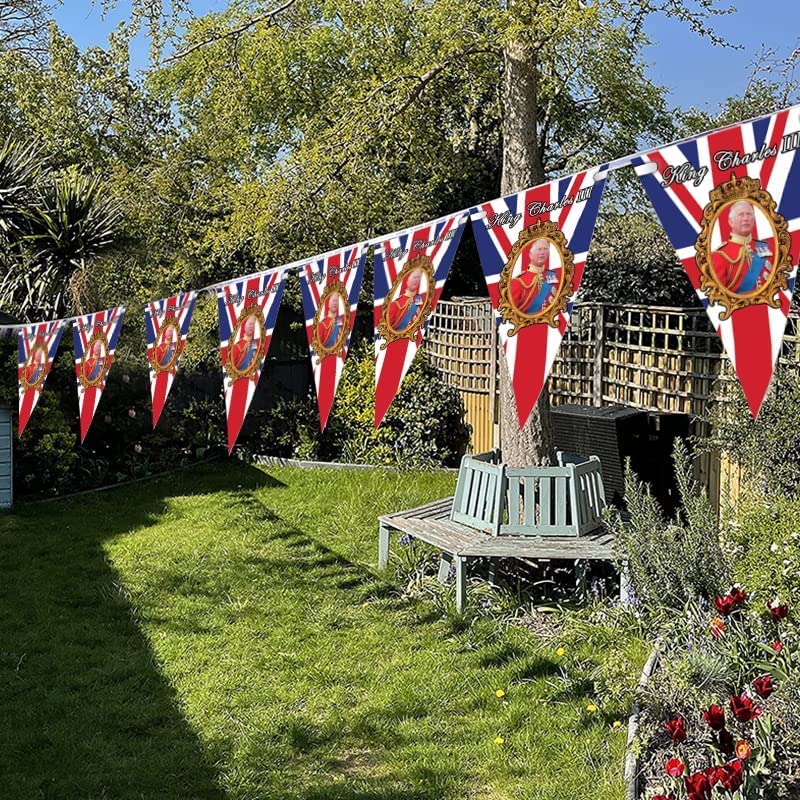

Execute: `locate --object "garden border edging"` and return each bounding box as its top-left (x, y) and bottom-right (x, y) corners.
top-left (625, 647), bottom-right (660, 800)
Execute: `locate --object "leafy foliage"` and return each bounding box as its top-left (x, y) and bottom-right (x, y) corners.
top-left (608, 440), bottom-right (731, 614)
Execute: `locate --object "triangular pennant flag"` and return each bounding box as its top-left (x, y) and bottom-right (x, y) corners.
top-left (145, 291), bottom-right (198, 429)
top-left (216, 270), bottom-right (286, 453)
top-left (471, 169), bottom-right (607, 427)
top-left (17, 320), bottom-right (64, 436)
top-left (373, 213), bottom-right (467, 426)
top-left (299, 244), bottom-right (367, 430)
top-left (633, 105), bottom-right (800, 418)
top-left (72, 307), bottom-right (125, 442)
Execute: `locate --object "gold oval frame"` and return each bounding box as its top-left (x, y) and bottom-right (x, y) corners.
top-left (225, 305), bottom-right (266, 385)
top-left (695, 173), bottom-right (792, 321)
top-left (150, 319), bottom-right (182, 375)
top-left (311, 281), bottom-right (350, 364)
top-left (21, 339), bottom-right (49, 392)
top-left (498, 220), bottom-right (575, 336)
top-left (78, 330), bottom-right (110, 391)
top-left (377, 254), bottom-right (435, 350)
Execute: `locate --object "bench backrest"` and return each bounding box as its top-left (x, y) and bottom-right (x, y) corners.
top-left (451, 451), bottom-right (606, 537)
top-left (450, 454), bottom-right (506, 536)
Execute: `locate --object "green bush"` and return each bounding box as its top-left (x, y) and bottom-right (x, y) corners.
top-left (323, 340), bottom-right (471, 468)
top-left (607, 439), bottom-right (731, 614)
top-left (703, 363), bottom-right (800, 497)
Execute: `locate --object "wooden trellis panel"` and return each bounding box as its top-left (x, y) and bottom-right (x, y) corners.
top-left (426, 299), bottom-right (800, 512)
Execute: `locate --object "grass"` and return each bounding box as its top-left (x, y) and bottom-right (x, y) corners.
top-left (0, 462), bottom-right (647, 799)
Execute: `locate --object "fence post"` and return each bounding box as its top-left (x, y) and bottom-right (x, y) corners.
top-left (593, 304), bottom-right (605, 407)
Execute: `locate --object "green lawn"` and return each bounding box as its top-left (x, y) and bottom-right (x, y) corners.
top-left (0, 463), bottom-right (646, 800)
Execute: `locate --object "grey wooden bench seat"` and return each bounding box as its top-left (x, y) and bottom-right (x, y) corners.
top-left (378, 492), bottom-right (616, 612)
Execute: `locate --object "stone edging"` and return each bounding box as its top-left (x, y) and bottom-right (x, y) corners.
top-left (253, 455), bottom-right (458, 473)
top-left (624, 647), bottom-right (660, 800)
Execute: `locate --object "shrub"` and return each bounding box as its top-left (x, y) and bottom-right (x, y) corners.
top-left (702, 363), bottom-right (800, 497)
top-left (608, 439), bottom-right (730, 615)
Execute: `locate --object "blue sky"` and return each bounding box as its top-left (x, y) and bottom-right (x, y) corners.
top-left (53, 1), bottom-right (800, 112)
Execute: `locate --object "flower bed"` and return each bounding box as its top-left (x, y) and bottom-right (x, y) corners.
top-left (636, 587), bottom-right (800, 800)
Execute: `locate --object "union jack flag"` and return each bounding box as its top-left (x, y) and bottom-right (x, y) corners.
top-left (145, 291), bottom-right (197, 429)
top-left (216, 271), bottom-right (286, 453)
top-left (300, 244), bottom-right (366, 430)
top-left (471, 169), bottom-right (607, 427)
top-left (72, 307), bottom-right (125, 442)
top-left (373, 213), bottom-right (467, 427)
top-left (633, 105), bottom-right (800, 418)
top-left (17, 320), bottom-right (63, 436)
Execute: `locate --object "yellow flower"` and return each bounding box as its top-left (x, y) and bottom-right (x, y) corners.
top-left (556, 647), bottom-right (566, 657)
top-left (495, 689), bottom-right (505, 698)
top-left (494, 736), bottom-right (504, 745)
top-left (586, 703), bottom-right (598, 713)
top-left (613, 720), bottom-right (622, 729)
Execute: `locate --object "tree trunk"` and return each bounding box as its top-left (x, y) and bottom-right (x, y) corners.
top-left (499, 32), bottom-right (555, 467)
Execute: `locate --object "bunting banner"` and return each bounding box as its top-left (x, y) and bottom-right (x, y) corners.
top-left (373, 213), bottom-right (467, 426)
top-left (216, 271), bottom-right (286, 453)
top-left (17, 320), bottom-right (64, 436)
top-left (145, 291), bottom-right (198, 429)
top-left (471, 169), bottom-right (607, 427)
top-left (299, 244), bottom-right (367, 430)
top-left (72, 307), bottom-right (125, 442)
top-left (633, 105), bottom-right (800, 418)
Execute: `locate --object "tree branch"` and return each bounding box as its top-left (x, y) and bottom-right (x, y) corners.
top-left (163, 0), bottom-right (297, 63)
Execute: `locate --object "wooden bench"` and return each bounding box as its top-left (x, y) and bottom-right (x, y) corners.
top-left (378, 451), bottom-right (615, 611)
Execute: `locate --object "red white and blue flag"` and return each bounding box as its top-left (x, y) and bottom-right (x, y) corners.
top-left (633, 105), bottom-right (800, 417)
top-left (373, 213), bottom-right (467, 426)
top-left (471, 170), bottom-right (607, 427)
top-left (17, 320), bottom-right (63, 436)
top-left (299, 244), bottom-right (367, 430)
top-left (145, 291), bottom-right (197, 429)
top-left (216, 270), bottom-right (286, 453)
top-left (72, 307), bottom-right (125, 442)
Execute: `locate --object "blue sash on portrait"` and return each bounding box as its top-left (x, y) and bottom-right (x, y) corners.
top-left (738, 240), bottom-right (771, 293)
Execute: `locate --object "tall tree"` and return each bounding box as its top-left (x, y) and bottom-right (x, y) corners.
top-left (124, 0), bottom-right (732, 461)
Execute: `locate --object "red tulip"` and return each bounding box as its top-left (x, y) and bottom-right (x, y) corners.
top-left (719, 759), bottom-right (744, 792)
top-left (753, 673), bottom-right (776, 699)
top-left (704, 765), bottom-right (725, 788)
top-left (703, 704), bottom-right (725, 730)
top-left (772, 640), bottom-right (784, 653)
top-left (664, 715), bottom-right (686, 743)
top-left (685, 771), bottom-right (712, 800)
top-left (717, 728), bottom-right (735, 756)
top-left (730, 691), bottom-right (762, 722)
top-left (729, 586), bottom-right (747, 606)
top-left (665, 757), bottom-right (686, 778)
top-left (714, 594), bottom-right (735, 616)
top-left (768, 599), bottom-right (789, 620)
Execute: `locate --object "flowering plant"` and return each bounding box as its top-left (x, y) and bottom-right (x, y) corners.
top-left (641, 587), bottom-right (799, 800)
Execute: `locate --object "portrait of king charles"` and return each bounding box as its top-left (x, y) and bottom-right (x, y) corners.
top-left (82, 338), bottom-right (107, 384)
top-left (710, 199), bottom-right (774, 295)
top-left (154, 322), bottom-right (179, 369)
top-left (231, 313), bottom-right (263, 373)
top-left (387, 267), bottom-right (428, 334)
top-left (509, 237), bottom-right (562, 317)
top-left (23, 342), bottom-right (47, 387)
top-left (315, 291), bottom-right (347, 351)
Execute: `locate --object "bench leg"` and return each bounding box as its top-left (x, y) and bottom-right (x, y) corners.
top-left (619, 559), bottom-right (633, 606)
top-left (437, 552), bottom-right (454, 584)
top-left (488, 560), bottom-right (498, 588)
top-left (455, 556), bottom-right (467, 613)
top-left (575, 559), bottom-right (588, 598)
top-left (378, 525), bottom-right (390, 571)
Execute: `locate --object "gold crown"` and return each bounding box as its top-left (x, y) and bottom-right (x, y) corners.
top-left (710, 173), bottom-right (762, 204)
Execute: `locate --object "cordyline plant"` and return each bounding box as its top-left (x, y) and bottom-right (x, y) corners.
top-left (644, 587), bottom-right (797, 800)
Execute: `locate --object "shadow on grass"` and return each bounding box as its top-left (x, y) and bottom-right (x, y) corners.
top-left (0, 463), bottom-right (280, 799)
top-left (0, 462), bottom-right (477, 800)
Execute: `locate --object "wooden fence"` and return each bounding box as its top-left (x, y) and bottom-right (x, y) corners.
top-left (425, 299), bottom-right (800, 510)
